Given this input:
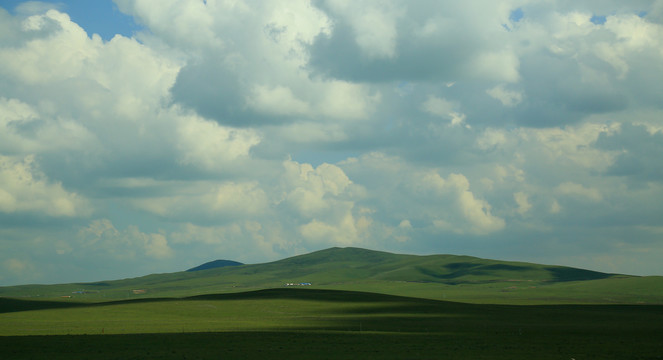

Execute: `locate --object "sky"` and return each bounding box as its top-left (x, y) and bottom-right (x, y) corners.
top-left (1, 0), bottom-right (662, 286)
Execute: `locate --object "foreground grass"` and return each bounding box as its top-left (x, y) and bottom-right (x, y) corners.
top-left (1, 288), bottom-right (662, 359)
top-left (4, 330), bottom-right (662, 360)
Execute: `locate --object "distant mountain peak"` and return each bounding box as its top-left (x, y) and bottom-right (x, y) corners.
top-left (187, 259), bottom-right (243, 272)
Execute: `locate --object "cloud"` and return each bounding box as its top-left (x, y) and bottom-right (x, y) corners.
top-left (247, 85), bottom-right (311, 116)
top-left (487, 84), bottom-right (523, 107)
top-left (307, 0), bottom-right (522, 83)
top-left (211, 182), bottom-right (269, 216)
top-left (321, 0), bottom-right (401, 59)
top-left (0, 7), bottom-right (186, 186)
top-left (550, 199), bottom-right (562, 214)
top-left (138, 231), bottom-right (173, 259)
top-left (115, 0), bottom-right (223, 50)
top-left (340, 153), bottom-right (505, 235)
top-left (444, 174), bottom-right (506, 234)
top-left (282, 160), bottom-right (354, 206)
top-left (0, 10), bottom-right (99, 84)
top-left (0, 97), bottom-right (96, 155)
top-left (1, 257), bottom-right (38, 285)
top-left (0, 155), bottom-right (89, 217)
top-left (0, 7), bottom-right (179, 110)
top-left (299, 215), bottom-right (364, 245)
top-left (509, 7), bottom-right (663, 126)
top-left (3, 257), bottom-right (34, 274)
top-left (175, 109), bottom-right (262, 171)
top-left (316, 81), bottom-right (380, 120)
top-left (476, 128), bottom-right (509, 151)
top-left (469, 50), bottom-right (521, 83)
top-left (78, 219), bottom-right (173, 259)
top-left (279, 159), bottom-right (371, 246)
top-left (596, 123), bottom-right (663, 183)
top-left (14, 1), bottom-right (62, 15)
top-left (422, 96), bottom-right (456, 117)
top-left (514, 191), bottom-right (532, 215)
top-left (1, 1), bottom-right (663, 284)
top-left (556, 182), bottom-right (603, 202)
top-left (120, 0), bottom-right (359, 128)
top-left (128, 179), bottom-right (270, 223)
top-left (516, 122), bottom-right (620, 174)
top-left (170, 221), bottom-right (286, 264)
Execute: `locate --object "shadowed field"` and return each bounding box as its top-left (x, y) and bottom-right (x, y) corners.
top-left (2, 288), bottom-right (662, 359)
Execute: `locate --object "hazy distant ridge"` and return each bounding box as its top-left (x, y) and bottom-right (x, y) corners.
top-left (187, 260), bottom-right (243, 272)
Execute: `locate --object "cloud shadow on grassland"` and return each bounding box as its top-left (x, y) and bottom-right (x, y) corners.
top-left (0, 288), bottom-right (449, 314)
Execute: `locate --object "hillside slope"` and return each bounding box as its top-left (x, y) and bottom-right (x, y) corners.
top-left (1, 247), bottom-right (660, 304)
top-left (233, 247), bottom-right (613, 285)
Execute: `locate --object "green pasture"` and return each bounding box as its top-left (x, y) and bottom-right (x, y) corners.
top-left (2, 247), bottom-right (662, 304)
top-left (2, 248), bottom-right (663, 358)
top-left (3, 275), bottom-right (661, 305)
top-left (317, 275), bottom-right (663, 304)
top-left (1, 288), bottom-right (663, 359)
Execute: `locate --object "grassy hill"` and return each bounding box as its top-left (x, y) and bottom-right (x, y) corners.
top-left (1, 247), bottom-right (661, 304)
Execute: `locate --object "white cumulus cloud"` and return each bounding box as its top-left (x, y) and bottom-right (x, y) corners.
top-left (0, 155), bottom-right (89, 217)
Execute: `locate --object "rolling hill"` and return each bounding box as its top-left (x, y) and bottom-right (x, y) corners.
top-left (1, 247), bottom-right (662, 304)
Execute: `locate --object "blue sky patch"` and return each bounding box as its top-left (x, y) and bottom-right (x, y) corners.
top-left (590, 15), bottom-right (607, 25)
top-left (3, 0), bottom-right (141, 40)
top-left (509, 8), bottom-right (524, 22)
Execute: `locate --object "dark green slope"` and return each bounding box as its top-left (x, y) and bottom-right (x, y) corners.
top-left (187, 259), bottom-right (243, 272)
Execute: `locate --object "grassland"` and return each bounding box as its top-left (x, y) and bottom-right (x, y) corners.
top-left (2, 247), bottom-right (663, 358)
top-left (2, 247), bottom-right (662, 304)
top-left (1, 288), bottom-right (663, 359)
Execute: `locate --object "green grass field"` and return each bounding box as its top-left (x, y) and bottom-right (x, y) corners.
top-left (2, 248), bottom-right (663, 358)
top-left (1, 288), bottom-right (663, 359)
top-left (2, 247), bottom-right (662, 304)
